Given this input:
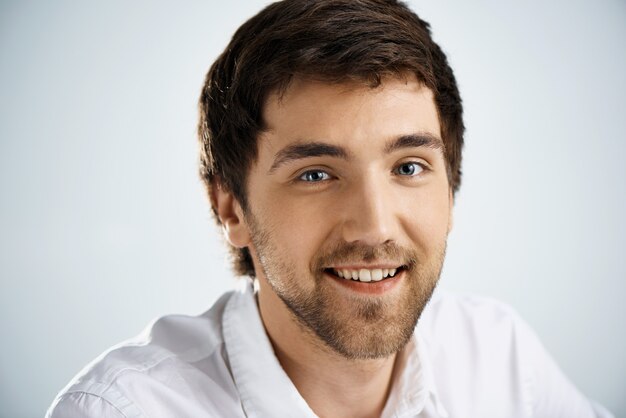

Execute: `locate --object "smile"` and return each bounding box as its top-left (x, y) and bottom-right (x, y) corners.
top-left (326, 267), bottom-right (404, 282)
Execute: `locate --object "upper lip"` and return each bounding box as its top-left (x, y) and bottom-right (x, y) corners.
top-left (327, 263), bottom-right (404, 270)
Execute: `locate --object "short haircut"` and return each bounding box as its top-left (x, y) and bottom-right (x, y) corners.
top-left (198, 0), bottom-right (464, 277)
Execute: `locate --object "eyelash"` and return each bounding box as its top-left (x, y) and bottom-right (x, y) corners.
top-left (298, 170), bottom-right (332, 182)
top-left (393, 161), bottom-right (427, 177)
top-left (296, 161), bottom-right (428, 184)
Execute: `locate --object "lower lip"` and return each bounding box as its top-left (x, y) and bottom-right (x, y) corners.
top-left (324, 270), bottom-right (404, 295)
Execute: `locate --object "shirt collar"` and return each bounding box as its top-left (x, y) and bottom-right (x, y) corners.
top-left (382, 328), bottom-right (450, 418)
top-left (222, 280), bottom-right (317, 418)
top-left (223, 280), bottom-right (448, 418)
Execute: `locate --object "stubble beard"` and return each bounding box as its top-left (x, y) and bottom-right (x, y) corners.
top-left (248, 213), bottom-right (446, 360)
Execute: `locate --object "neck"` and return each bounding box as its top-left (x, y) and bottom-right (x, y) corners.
top-left (257, 281), bottom-right (398, 418)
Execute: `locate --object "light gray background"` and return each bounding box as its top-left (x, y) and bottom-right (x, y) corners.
top-left (1, 1), bottom-right (624, 417)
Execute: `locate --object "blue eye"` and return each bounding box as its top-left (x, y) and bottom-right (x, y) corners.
top-left (299, 170), bottom-right (331, 182)
top-left (395, 162), bottom-right (424, 176)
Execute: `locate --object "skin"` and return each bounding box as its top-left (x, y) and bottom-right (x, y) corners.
top-left (212, 75), bottom-right (453, 418)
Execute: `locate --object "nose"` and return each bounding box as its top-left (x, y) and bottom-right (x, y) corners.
top-left (340, 174), bottom-right (397, 246)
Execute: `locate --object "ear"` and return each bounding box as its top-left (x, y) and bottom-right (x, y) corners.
top-left (210, 180), bottom-right (251, 248)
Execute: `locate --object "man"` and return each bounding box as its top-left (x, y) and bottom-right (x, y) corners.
top-left (47, 0), bottom-right (613, 417)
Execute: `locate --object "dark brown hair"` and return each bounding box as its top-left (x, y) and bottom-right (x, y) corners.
top-left (198, 0), bottom-right (464, 277)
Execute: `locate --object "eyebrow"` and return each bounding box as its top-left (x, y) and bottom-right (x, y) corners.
top-left (384, 133), bottom-right (444, 154)
top-left (268, 132), bottom-right (443, 174)
top-left (268, 142), bottom-right (349, 173)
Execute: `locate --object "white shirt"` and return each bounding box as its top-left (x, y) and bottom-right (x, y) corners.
top-left (46, 281), bottom-right (613, 417)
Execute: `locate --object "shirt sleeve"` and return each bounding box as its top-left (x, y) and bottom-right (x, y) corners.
top-left (46, 391), bottom-right (128, 418)
top-left (516, 314), bottom-right (615, 418)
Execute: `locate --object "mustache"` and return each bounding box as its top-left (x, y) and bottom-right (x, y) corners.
top-left (312, 241), bottom-right (419, 270)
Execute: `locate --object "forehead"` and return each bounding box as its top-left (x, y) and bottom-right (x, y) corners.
top-left (259, 75), bottom-right (441, 153)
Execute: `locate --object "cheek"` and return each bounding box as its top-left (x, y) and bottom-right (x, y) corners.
top-left (254, 191), bottom-right (337, 264)
top-left (401, 187), bottom-right (451, 252)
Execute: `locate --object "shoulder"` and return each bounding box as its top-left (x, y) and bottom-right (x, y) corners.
top-left (416, 291), bottom-right (540, 415)
top-left (47, 291), bottom-right (242, 418)
top-left (418, 290), bottom-right (542, 364)
top-left (419, 289), bottom-right (529, 343)
top-left (418, 291), bottom-right (615, 417)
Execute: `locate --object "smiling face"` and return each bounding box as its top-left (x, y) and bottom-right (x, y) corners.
top-left (224, 75), bottom-right (452, 359)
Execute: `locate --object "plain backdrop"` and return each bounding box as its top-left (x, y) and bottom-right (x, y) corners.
top-left (1, 1), bottom-right (624, 417)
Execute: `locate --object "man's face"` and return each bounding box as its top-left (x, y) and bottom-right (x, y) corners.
top-left (242, 76), bottom-right (452, 359)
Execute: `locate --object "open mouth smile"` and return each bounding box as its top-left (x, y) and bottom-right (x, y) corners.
top-left (324, 266), bottom-right (406, 282)
top-left (323, 265), bottom-right (407, 295)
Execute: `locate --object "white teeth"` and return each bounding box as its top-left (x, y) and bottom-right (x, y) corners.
top-left (332, 267), bottom-right (401, 282)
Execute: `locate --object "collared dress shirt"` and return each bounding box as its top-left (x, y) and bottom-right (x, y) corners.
top-left (46, 281), bottom-right (613, 417)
